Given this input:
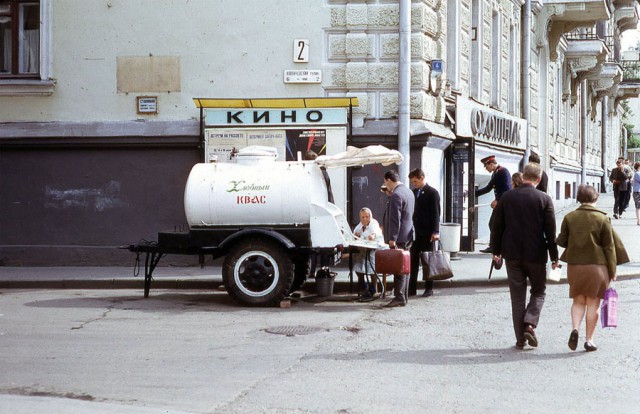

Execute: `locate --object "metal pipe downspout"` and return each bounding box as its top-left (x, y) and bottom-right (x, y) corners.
top-left (580, 80), bottom-right (588, 184)
top-left (398, 0), bottom-right (411, 179)
top-left (623, 126), bottom-right (628, 159)
top-left (521, 0), bottom-right (531, 171)
top-left (601, 96), bottom-right (608, 192)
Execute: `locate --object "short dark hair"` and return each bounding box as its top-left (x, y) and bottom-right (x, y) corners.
top-left (634, 162), bottom-right (640, 171)
top-left (576, 185), bottom-right (599, 204)
top-left (408, 168), bottom-right (425, 180)
top-left (384, 170), bottom-right (400, 182)
top-left (528, 152), bottom-right (541, 164)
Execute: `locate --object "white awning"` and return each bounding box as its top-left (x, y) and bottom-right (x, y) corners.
top-left (315, 145), bottom-right (403, 168)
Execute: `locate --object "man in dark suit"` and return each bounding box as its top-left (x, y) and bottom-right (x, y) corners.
top-left (382, 170), bottom-right (415, 307)
top-left (528, 152), bottom-right (548, 193)
top-left (491, 162), bottom-right (559, 350)
top-left (476, 155), bottom-right (511, 253)
top-left (408, 168), bottom-right (440, 297)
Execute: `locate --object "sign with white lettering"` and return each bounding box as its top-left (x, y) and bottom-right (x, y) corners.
top-left (204, 108), bottom-right (346, 126)
top-left (136, 96), bottom-right (158, 114)
top-left (456, 100), bottom-right (527, 150)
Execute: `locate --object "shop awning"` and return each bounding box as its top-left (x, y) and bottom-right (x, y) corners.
top-left (193, 97), bottom-right (359, 109)
top-left (315, 145), bottom-right (403, 168)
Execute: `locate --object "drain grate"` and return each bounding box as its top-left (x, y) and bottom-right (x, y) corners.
top-left (264, 325), bottom-right (327, 336)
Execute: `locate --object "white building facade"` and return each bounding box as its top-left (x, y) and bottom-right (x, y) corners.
top-left (0, 0), bottom-right (637, 264)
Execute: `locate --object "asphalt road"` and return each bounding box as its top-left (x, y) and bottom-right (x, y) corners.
top-left (2, 280), bottom-right (639, 413)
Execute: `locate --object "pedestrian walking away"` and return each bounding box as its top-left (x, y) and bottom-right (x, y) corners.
top-left (528, 152), bottom-right (548, 193)
top-left (407, 168), bottom-right (441, 297)
top-left (476, 155), bottom-right (511, 253)
top-left (632, 162), bottom-right (640, 226)
top-left (609, 157), bottom-right (632, 219)
top-left (491, 162), bottom-right (559, 350)
top-left (556, 185), bottom-right (630, 352)
top-left (381, 170), bottom-right (415, 307)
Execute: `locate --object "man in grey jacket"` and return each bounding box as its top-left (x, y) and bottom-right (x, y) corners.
top-left (382, 170), bottom-right (415, 307)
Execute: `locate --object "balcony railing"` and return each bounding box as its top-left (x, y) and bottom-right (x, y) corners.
top-left (620, 60), bottom-right (640, 82)
top-left (565, 27), bottom-right (600, 41)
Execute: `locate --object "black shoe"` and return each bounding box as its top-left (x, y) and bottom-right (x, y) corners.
top-left (422, 289), bottom-right (434, 297)
top-left (524, 325), bottom-right (538, 347)
top-left (568, 329), bottom-right (578, 351)
top-left (479, 247), bottom-right (492, 254)
top-left (613, 213), bottom-right (619, 219)
top-left (584, 341), bottom-right (598, 352)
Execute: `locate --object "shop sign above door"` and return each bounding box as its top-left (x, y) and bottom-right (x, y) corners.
top-left (456, 100), bottom-right (527, 150)
top-left (204, 108), bottom-right (346, 126)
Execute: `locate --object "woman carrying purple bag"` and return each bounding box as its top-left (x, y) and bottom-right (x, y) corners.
top-left (556, 185), bottom-right (629, 352)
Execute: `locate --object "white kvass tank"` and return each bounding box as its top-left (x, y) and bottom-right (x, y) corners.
top-left (184, 146), bottom-right (330, 227)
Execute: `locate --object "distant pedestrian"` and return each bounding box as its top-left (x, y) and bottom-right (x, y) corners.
top-left (491, 162), bottom-right (559, 350)
top-left (476, 155), bottom-right (511, 253)
top-left (556, 185), bottom-right (629, 352)
top-left (382, 170), bottom-right (415, 307)
top-left (407, 168), bottom-right (440, 297)
top-left (633, 162), bottom-right (640, 226)
top-left (623, 158), bottom-right (633, 213)
top-left (528, 152), bottom-right (548, 193)
top-left (609, 157), bottom-right (632, 219)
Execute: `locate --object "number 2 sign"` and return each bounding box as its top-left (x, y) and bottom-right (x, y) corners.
top-left (293, 39), bottom-right (309, 63)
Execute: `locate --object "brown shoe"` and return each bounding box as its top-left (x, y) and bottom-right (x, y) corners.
top-left (385, 300), bottom-right (406, 308)
top-left (524, 325), bottom-right (538, 347)
top-left (515, 339), bottom-right (525, 350)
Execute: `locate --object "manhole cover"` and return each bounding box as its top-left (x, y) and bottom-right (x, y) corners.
top-left (264, 325), bottom-right (326, 336)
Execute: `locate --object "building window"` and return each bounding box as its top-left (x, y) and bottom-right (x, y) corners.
top-left (470, 0), bottom-right (482, 99)
top-left (446, 0), bottom-right (460, 91)
top-left (0, 0), bottom-right (53, 95)
top-left (508, 22), bottom-right (517, 115)
top-left (490, 10), bottom-right (500, 107)
top-left (0, 0), bottom-right (40, 77)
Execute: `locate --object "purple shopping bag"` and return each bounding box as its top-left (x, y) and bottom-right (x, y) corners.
top-left (601, 287), bottom-right (618, 328)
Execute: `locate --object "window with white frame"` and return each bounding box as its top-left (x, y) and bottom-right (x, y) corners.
top-left (508, 22), bottom-right (517, 115)
top-left (0, 0), bottom-right (40, 77)
top-left (0, 0), bottom-right (52, 95)
top-left (470, 0), bottom-right (482, 99)
top-left (446, 0), bottom-right (460, 91)
top-left (491, 10), bottom-right (500, 107)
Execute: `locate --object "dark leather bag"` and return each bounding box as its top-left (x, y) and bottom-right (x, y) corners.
top-left (420, 241), bottom-right (454, 281)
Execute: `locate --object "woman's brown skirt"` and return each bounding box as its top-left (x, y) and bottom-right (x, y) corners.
top-left (567, 264), bottom-right (609, 299)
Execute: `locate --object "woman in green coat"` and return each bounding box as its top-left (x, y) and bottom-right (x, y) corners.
top-left (556, 185), bottom-right (629, 352)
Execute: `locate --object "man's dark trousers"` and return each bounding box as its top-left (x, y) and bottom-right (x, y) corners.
top-left (409, 238), bottom-right (433, 296)
top-left (393, 243), bottom-right (411, 303)
top-left (505, 260), bottom-right (547, 342)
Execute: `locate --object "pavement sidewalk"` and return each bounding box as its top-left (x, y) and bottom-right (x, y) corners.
top-left (0, 192), bottom-right (638, 294)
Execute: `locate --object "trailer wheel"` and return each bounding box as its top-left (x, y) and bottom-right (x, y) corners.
top-left (223, 240), bottom-right (294, 306)
top-left (290, 254), bottom-right (311, 293)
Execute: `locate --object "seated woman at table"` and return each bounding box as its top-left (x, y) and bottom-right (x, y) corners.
top-left (353, 207), bottom-right (384, 297)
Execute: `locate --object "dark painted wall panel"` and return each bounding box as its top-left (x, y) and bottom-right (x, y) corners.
top-left (0, 145), bottom-right (201, 265)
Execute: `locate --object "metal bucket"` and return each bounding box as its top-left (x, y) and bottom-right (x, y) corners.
top-left (316, 275), bottom-right (335, 297)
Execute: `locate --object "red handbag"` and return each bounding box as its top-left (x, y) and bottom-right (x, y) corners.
top-left (375, 249), bottom-right (411, 274)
